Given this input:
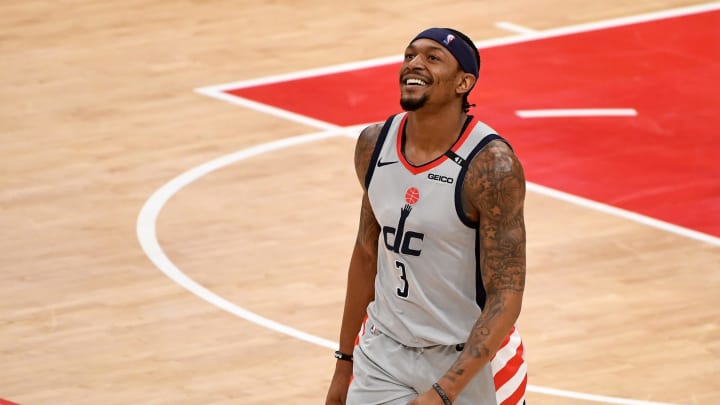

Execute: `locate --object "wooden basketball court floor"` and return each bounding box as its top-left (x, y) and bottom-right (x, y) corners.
top-left (1, 1), bottom-right (719, 404)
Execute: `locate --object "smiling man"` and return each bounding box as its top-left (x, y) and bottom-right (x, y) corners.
top-left (325, 28), bottom-right (528, 405)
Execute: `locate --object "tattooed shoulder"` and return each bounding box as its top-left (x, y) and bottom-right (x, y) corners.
top-left (462, 140), bottom-right (525, 223)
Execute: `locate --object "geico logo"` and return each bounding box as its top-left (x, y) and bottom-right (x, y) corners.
top-left (428, 173), bottom-right (454, 183)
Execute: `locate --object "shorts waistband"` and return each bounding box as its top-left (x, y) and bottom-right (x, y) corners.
top-left (367, 318), bottom-right (464, 352)
top-left (399, 342), bottom-right (465, 352)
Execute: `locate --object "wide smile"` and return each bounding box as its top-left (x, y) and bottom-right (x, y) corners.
top-left (401, 77), bottom-right (430, 91)
top-left (405, 78), bottom-right (428, 86)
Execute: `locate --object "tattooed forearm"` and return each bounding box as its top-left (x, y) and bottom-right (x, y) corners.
top-left (445, 297), bottom-right (503, 384)
top-left (445, 294), bottom-right (507, 387)
top-left (467, 325), bottom-right (492, 359)
top-left (446, 364), bottom-right (465, 383)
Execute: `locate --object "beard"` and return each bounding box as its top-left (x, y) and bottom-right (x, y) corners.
top-left (400, 93), bottom-right (428, 111)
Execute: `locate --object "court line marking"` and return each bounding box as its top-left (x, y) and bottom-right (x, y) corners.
top-left (195, 2), bottom-right (720, 93)
top-left (193, 89), bottom-right (338, 131)
top-left (137, 131), bottom-right (346, 350)
top-left (136, 129), bottom-right (681, 405)
top-left (516, 108), bottom-right (638, 118)
top-left (495, 21), bottom-right (539, 35)
top-left (527, 183), bottom-right (720, 246)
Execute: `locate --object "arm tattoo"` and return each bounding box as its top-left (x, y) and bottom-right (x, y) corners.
top-left (357, 194), bottom-right (379, 249)
top-left (470, 142), bottom-right (527, 295)
top-left (447, 141), bottom-right (526, 378)
top-left (354, 124), bottom-right (382, 252)
top-left (354, 124), bottom-right (381, 186)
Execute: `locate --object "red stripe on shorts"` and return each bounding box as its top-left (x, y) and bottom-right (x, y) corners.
top-left (500, 373), bottom-right (527, 405)
top-left (494, 340), bottom-right (525, 389)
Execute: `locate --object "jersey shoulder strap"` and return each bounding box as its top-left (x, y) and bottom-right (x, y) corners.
top-left (453, 118), bottom-right (514, 227)
top-left (446, 118), bottom-right (512, 169)
top-left (364, 113), bottom-right (405, 189)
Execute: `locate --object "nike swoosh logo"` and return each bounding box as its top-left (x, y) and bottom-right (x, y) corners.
top-left (377, 159), bottom-right (399, 167)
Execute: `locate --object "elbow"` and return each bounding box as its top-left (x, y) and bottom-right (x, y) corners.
top-left (488, 290), bottom-right (523, 322)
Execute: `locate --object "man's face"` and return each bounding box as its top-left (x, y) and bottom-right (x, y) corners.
top-left (399, 39), bottom-right (463, 111)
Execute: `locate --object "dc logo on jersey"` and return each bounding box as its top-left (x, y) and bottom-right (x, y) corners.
top-left (382, 187), bottom-right (424, 256)
top-left (443, 34), bottom-right (455, 45)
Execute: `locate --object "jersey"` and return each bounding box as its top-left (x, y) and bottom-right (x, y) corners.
top-left (365, 112), bottom-right (507, 347)
top-left (362, 113), bottom-right (527, 404)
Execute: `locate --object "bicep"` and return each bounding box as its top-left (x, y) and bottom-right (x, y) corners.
top-left (353, 124), bottom-right (382, 256)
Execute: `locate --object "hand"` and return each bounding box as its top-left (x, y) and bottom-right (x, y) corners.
top-left (324, 360), bottom-right (353, 405)
top-left (407, 389), bottom-right (445, 405)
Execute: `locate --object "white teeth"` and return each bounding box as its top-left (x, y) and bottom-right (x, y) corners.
top-left (406, 78), bottom-right (427, 86)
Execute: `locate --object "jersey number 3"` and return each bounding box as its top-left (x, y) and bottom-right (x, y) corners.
top-left (394, 260), bottom-right (409, 298)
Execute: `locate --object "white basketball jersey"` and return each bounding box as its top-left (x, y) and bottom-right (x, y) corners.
top-left (366, 112), bottom-right (507, 347)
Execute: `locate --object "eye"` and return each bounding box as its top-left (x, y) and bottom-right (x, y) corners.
top-left (428, 54), bottom-right (440, 61)
top-left (405, 53), bottom-right (415, 61)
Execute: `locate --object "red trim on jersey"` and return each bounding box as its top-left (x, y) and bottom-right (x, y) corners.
top-left (0, 399), bottom-right (21, 405)
top-left (396, 114), bottom-right (479, 175)
top-left (500, 373), bottom-right (527, 405)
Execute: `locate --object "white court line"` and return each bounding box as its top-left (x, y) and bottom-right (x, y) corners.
top-left (193, 88), bottom-right (339, 131)
top-left (195, 2), bottom-right (720, 93)
top-left (495, 21), bottom-right (539, 35)
top-left (530, 386), bottom-right (681, 405)
top-left (137, 130), bottom-right (348, 351)
top-left (517, 108), bottom-right (638, 118)
top-left (528, 183), bottom-right (720, 246)
top-left (136, 129), bottom-right (683, 405)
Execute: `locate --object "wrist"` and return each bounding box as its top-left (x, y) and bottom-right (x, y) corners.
top-left (436, 377), bottom-right (461, 403)
top-left (432, 382), bottom-right (453, 405)
top-left (333, 359), bottom-right (353, 376)
top-left (334, 350), bottom-right (354, 362)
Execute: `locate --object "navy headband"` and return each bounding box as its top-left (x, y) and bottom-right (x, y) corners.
top-left (411, 28), bottom-right (479, 78)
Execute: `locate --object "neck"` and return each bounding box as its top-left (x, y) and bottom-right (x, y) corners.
top-left (403, 104), bottom-right (469, 165)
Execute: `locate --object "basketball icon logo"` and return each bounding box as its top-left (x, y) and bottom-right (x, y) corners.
top-left (405, 187), bottom-right (420, 205)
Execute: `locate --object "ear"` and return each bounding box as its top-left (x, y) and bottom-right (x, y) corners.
top-left (456, 73), bottom-right (476, 96)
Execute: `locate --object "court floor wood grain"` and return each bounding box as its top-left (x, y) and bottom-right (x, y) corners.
top-left (1, 1), bottom-right (718, 404)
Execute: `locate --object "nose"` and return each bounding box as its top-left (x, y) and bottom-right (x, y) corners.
top-left (407, 55), bottom-right (425, 70)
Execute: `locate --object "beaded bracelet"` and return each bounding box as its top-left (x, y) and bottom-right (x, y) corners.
top-left (432, 382), bottom-right (452, 405)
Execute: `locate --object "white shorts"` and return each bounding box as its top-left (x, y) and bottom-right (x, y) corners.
top-left (347, 318), bottom-right (505, 405)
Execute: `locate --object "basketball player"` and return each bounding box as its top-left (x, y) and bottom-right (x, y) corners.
top-left (325, 28), bottom-right (527, 405)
